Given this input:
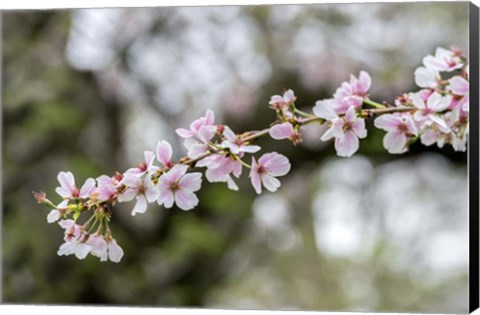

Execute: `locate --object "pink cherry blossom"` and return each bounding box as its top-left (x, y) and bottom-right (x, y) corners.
top-left (156, 140), bottom-right (174, 168)
top-left (269, 89), bottom-right (296, 111)
top-left (47, 199), bottom-right (69, 223)
top-left (314, 103), bottom-right (367, 157)
top-left (374, 113), bottom-right (418, 154)
top-left (334, 71), bottom-right (371, 99)
top-left (197, 154), bottom-right (242, 191)
top-left (56, 171), bottom-right (96, 199)
top-left (87, 234), bottom-right (108, 258)
top-left (221, 126), bottom-right (260, 155)
top-left (418, 108), bottom-right (468, 152)
top-left (176, 109), bottom-right (215, 139)
top-left (124, 151), bottom-right (157, 176)
top-left (449, 76), bottom-right (469, 96)
top-left (423, 47), bottom-right (463, 72)
top-left (157, 165), bottom-right (202, 211)
top-left (329, 71), bottom-right (371, 112)
top-left (96, 175), bottom-right (118, 202)
top-left (411, 92), bottom-right (451, 129)
top-left (182, 125), bottom-right (217, 158)
top-left (269, 122), bottom-right (301, 144)
top-left (250, 152), bottom-right (291, 194)
top-left (57, 220), bottom-right (91, 259)
top-left (118, 174), bottom-right (160, 216)
top-left (448, 76), bottom-right (469, 111)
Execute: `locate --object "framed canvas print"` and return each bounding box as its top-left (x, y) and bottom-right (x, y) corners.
top-left (1, 1), bottom-right (479, 314)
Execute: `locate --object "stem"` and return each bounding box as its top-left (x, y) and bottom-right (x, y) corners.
top-left (294, 109), bottom-right (314, 118)
top-left (363, 107), bottom-right (415, 115)
top-left (363, 99), bottom-right (387, 109)
top-left (233, 155), bottom-right (252, 169)
top-left (87, 219), bottom-right (99, 235)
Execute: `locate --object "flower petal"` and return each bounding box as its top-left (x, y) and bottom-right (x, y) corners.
top-left (357, 71), bottom-right (371, 93)
top-left (334, 131), bottom-right (359, 157)
top-left (108, 239), bottom-right (124, 263)
top-left (261, 174), bottom-right (281, 192)
top-left (74, 243), bottom-right (92, 260)
top-left (145, 186), bottom-right (160, 203)
top-left (383, 130), bottom-right (407, 154)
top-left (197, 125), bottom-right (216, 143)
top-left (165, 165), bottom-right (189, 183)
top-left (158, 189), bottom-right (174, 208)
top-left (58, 171), bottom-right (76, 194)
top-left (344, 106), bottom-right (357, 122)
top-left (321, 122), bottom-right (343, 141)
top-left (222, 126), bottom-right (236, 142)
top-left (449, 76), bottom-right (469, 96)
top-left (205, 109), bottom-right (215, 126)
top-left (313, 100), bottom-right (338, 121)
top-left (226, 176), bottom-right (239, 191)
top-left (351, 118), bottom-right (367, 138)
top-left (269, 122), bottom-right (295, 140)
top-left (156, 140), bottom-right (173, 165)
top-left (262, 153), bottom-right (291, 176)
top-left (179, 172), bottom-right (202, 192)
top-left (47, 209), bottom-right (61, 223)
top-left (374, 114), bottom-right (401, 131)
top-left (79, 178), bottom-right (96, 199)
top-left (176, 128), bottom-right (194, 138)
top-left (117, 187), bottom-right (138, 202)
top-left (428, 93), bottom-right (451, 112)
top-left (414, 67), bottom-right (438, 88)
top-left (174, 189), bottom-right (199, 211)
top-left (428, 114), bottom-right (448, 129)
top-left (131, 194), bottom-right (148, 216)
top-left (57, 242), bottom-right (75, 256)
top-left (420, 129), bottom-right (438, 146)
top-left (250, 158), bottom-right (262, 194)
top-left (410, 92), bottom-right (426, 110)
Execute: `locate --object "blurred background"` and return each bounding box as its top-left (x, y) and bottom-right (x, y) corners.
top-left (2, 2), bottom-right (469, 313)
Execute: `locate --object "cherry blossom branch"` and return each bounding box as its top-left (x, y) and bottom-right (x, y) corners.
top-left (33, 46), bottom-right (469, 263)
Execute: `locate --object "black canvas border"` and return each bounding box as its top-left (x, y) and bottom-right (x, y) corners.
top-left (470, 1), bottom-right (479, 313)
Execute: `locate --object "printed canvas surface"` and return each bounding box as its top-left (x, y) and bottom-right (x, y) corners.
top-left (2, 2), bottom-right (470, 313)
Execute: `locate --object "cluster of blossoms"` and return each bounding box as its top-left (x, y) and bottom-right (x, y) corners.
top-left (34, 47), bottom-right (469, 263)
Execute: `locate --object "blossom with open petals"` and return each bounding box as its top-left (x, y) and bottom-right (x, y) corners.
top-left (423, 47), bottom-right (463, 72)
top-left (197, 154), bottom-right (242, 191)
top-left (55, 171), bottom-right (96, 199)
top-left (331, 71), bottom-right (371, 112)
top-left (374, 113), bottom-right (418, 154)
top-left (411, 92), bottom-right (451, 129)
top-left (57, 220), bottom-right (91, 260)
top-left (221, 126), bottom-right (260, 155)
top-left (314, 103), bottom-right (367, 157)
top-left (176, 109), bottom-right (215, 138)
top-left (118, 174), bottom-right (159, 216)
top-left (269, 89), bottom-right (296, 111)
top-left (157, 165), bottom-right (202, 211)
top-left (250, 152), bottom-right (290, 194)
top-left (96, 175), bottom-right (118, 202)
top-left (176, 111), bottom-right (217, 159)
